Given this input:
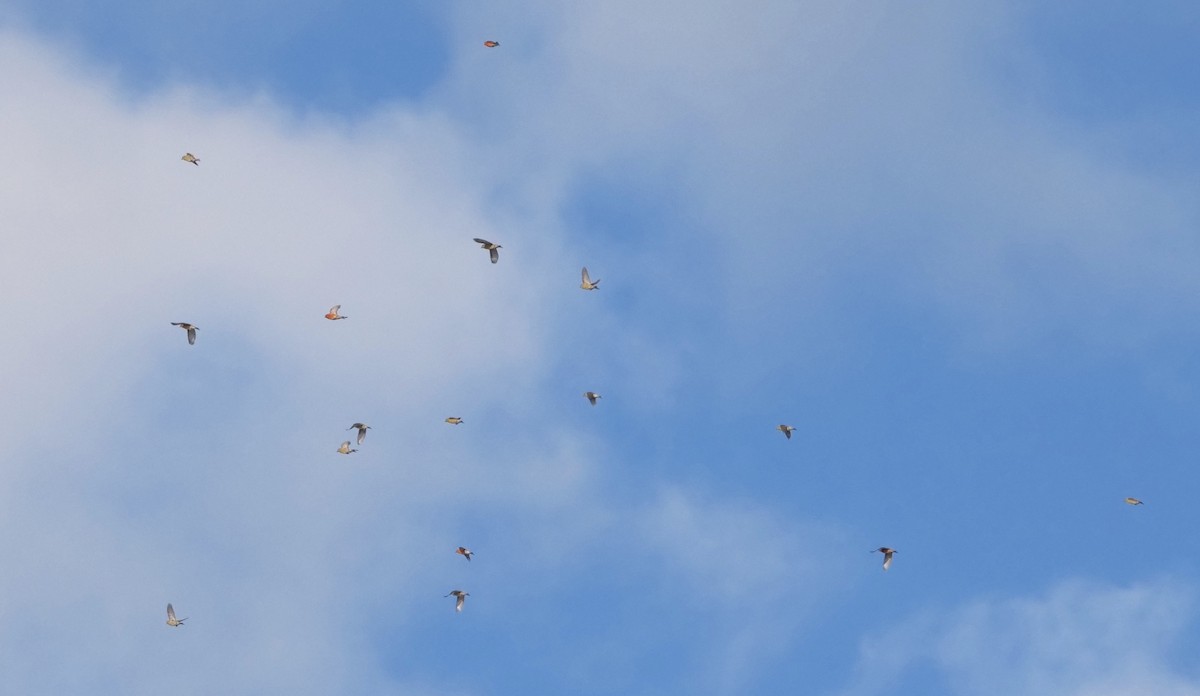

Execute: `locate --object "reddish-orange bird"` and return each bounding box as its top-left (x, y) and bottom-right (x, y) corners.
top-left (484, 40), bottom-right (499, 48)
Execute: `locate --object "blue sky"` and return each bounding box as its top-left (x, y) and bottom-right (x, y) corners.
top-left (0, 1), bottom-right (1198, 694)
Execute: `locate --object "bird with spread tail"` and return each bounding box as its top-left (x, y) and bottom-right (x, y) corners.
top-left (1125, 497), bottom-right (1145, 506)
top-left (325, 305), bottom-right (347, 320)
top-left (580, 267), bottom-right (600, 290)
top-left (585, 391), bottom-right (601, 406)
top-left (456, 546), bottom-right (474, 561)
top-left (166, 603), bottom-right (187, 627)
top-left (347, 423), bottom-right (370, 445)
top-left (445, 590), bottom-right (469, 612)
top-left (181, 153), bottom-right (199, 166)
top-left (872, 547), bottom-right (897, 570)
top-left (171, 322), bottom-right (198, 345)
top-left (445, 417), bottom-right (463, 425)
top-left (473, 238), bottom-right (502, 264)
top-left (777, 424), bottom-right (796, 439)
top-left (484, 40), bottom-right (499, 47)
top-left (337, 441), bottom-right (358, 455)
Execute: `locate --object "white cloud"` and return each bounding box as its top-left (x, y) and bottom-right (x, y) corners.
top-left (839, 578), bottom-right (1200, 696)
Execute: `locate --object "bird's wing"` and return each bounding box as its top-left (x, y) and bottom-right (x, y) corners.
top-left (473, 238), bottom-right (490, 245)
top-left (456, 595), bottom-right (465, 612)
top-left (356, 428), bottom-right (367, 445)
top-left (882, 553), bottom-right (893, 570)
top-left (489, 247), bottom-right (499, 264)
top-left (187, 328), bottom-right (196, 345)
top-left (329, 305), bottom-right (340, 314)
top-left (167, 604), bottom-right (176, 620)
top-left (582, 267), bottom-right (591, 283)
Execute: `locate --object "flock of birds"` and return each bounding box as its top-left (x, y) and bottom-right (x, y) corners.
top-left (160, 47), bottom-right (1151, 624)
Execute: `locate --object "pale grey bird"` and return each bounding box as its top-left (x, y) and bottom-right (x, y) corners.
top-left (181, 152), bottom-right (199, 166)
top-left (585, 391), bottom-right (601, 406)
top-left (325, 305), bottom-right (348, 320)
top-left (445, 589), bottom-right (469, 612)
top-left (1125, 497), bottom-right (1145, 506)
top-left (171, 322), bottom-right (198, 345)
top-left (166, 603), bottom-right (187, 627)
top-left (456, 546), bottom-right (474, 561)
top-left (445, 417), bottom-right (463, 425)
top-left (473, 238), bottom-right (502, 264)
top-left (872, 547), bottom-right (897, 571)
top-left (580, 267), bottom-right (600, 290)
top-left (777, 424), bottom-right (796, 439)
top-left (347, 423), bottom-right (371, 445)
top-left (337, 441), bottom-right (358, 455)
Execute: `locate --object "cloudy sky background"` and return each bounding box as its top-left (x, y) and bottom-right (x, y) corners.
top-left (0, 1), bottom-right (1198, 694)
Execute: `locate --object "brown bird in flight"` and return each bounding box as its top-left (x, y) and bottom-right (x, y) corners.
top-left (585, 391), bottom-right (601, 406)
top-left (473, 238), bottom-right (502, 264)
top-left (872, 547), bottom-right (897, 571)
top-left (456, 546), bottom-right (474, 561)
top-left (445, 417), bottom-right (463, 425)
top-left (325, 305), bottom-right (348, 320)
top-left (337, 441), bottom-right (358, 455)
top-left (171, 322), bottom-right (198, 345)
top-left (777, 424), bottom-right (796, 439)
top-left (580, 267), bottom-right (600, 290)
top-left (1125, 497), bottom-right (1145, 506)
top-left (445, 589), bottom-right (469, 612)
top-left (166, 603), bottom-right (187, 627)
top-left (484, 40), bottom-right (499, 48)
top-left (181, 153), bottom-right (200, 166)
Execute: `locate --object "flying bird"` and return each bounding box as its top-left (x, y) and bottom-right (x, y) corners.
top-left (325, 305), bottom-right (348, 320)
top-left (181, 152), bottom-right (200, 166)
top-left (456, 546), bottom-right (474, 561)
top-left (777, 424), bottom-right (796, 439)
top-left (872, 547), bottom-right (897, 571)
top-left (473, 238), bottom-right (502, 264)
top-left (584, 391), bottom-right (601, 406)
top-left (484, 40), bottom-right (499, 47)
top-left (445, 417), bottom-right (463, 425)
top-left (166, 603), bottom-right (187, 627)
top-left (347, 423), bottom-right (371, 445)
top-left (337, 441), bottom-right (358, 455)
top-left (171, 322), bottom-right (198, 345)
top-left (580, 267), bottom-right (600, 290)
top-left (445, 589), bottom-right (469, 612)
top-left (1125, 497), bottom-right (1145, 506)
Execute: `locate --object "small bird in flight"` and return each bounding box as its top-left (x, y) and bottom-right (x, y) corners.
top-left (181, 153), bottom-right (200, 166)
top-left (1125, 497), bottom-right (1145, 506)
top-left (473, 238), bottom-right (502, 264)
top-left (171, 322), bottom-right (198, 345)
top-left (445, 589), bottom-right (469, 612)
top-left (166, 603), bottom-right (187, 627)
top-left (584, 391), bottom-right (601, 406)
top-left (445, 417), bottom-right (463, 425)
top-left (337, 441), bottom-right (358, 455)
top-left (872, 547), bottom-right (897, 571)
top-left (580, 267), bottom-right (600, 290)
top-left (777, 424), bottom-right (796, 439)
top-left (347, 423), bottom-right (371, 445)
top-left (325, 305), bottom-right (348, 320)
top-left (484, 40), bottom-right (499, 48)
top-left (456, 546), bottom-right (474, 561)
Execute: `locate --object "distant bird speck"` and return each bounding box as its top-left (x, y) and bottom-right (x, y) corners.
top-left (325, 305), bottom-right (348, 320)
top-left (337, 441), bottom-right (358, 455)
top-left (585, 391), bottom-right (601, 406)
top-left (171, 322), bottom-right (198, 345)
top-left (484, 40), bottom-right (499, 48)
top-left (456, 546), bottom-right (474, 561)
top-left (1125, 497), bottom-right (1145, 506)
top-left (777, 424), bottom-right (796, 439)
top-left (445, 589), bottom-right (469, 612)
top-left (166, 603), bottom-right (187, 627)
top-left (473, 238), bottom-right (502, 264)
top-left (872, 547), bottom-right (897, 571)
top-left (580, 267), bottom-right (600, 290)
top-left (181, 153), bottom-right (199, 166)
top-left (445, 417), bottom-right (463, 425)
top-left (347, 423), bottom-right (371, 445)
